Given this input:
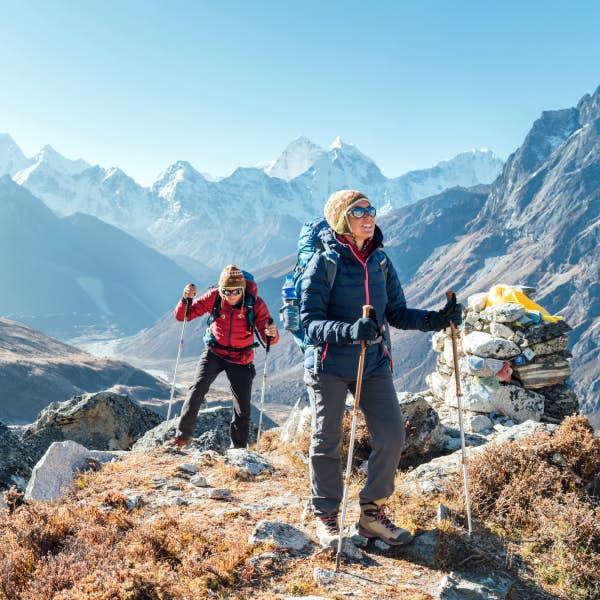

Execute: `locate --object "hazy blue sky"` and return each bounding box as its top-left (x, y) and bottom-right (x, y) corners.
top-left (1, 0), bottom-right (599, 185)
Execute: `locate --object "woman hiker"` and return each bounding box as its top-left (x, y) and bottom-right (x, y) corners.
top-left (300, 189), bottom-right (462, 547)
top-left (168, 265), bottom-right (279, 449)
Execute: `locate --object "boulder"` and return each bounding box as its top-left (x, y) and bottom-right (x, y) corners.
top-left (21, 392), bottom-right (162, 465)
top-left (25, 440), bottom-right (122, 501)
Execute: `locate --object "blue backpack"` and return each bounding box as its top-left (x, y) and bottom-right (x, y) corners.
top-left (284, 218), bottom-right (391, 358)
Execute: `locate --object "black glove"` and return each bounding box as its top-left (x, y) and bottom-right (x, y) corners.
top-left (347, 317), bottom-right (379, 341)
top-left (427, 296), bottom-right (463, 331)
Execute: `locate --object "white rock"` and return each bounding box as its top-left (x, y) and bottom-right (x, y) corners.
top-left (467, 292), bottom-right (488, 312)
top-left (482, 303), bottom-right (525, 323)
top-left (224, 449), bottom-right (274, 476)
top-left (489, 321), bottom-right (515, 340)
top-left (248, 520), bottom-right (312, 552)
top-left (25, 440), bottom-right (120, 502)
top-left (462, 331), bottom-right (521, 359)
top-left (190, 475), bottom-right (208, 487)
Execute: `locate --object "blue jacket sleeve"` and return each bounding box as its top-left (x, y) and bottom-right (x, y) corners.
top-left (300, 253), bottom-right (352, 345)
top-left (384, 259), bottom-right (433, 331)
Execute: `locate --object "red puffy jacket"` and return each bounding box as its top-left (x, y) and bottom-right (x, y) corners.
top-left (173, 281), bottom-right (279, 365)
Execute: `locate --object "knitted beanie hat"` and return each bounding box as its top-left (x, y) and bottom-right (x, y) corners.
top-left (324, 189), bottom-right (368, 234)
top-left (218, 264), bottom-right (245, 289)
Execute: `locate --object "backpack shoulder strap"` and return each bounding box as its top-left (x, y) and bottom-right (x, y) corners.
top-left (207, 289), bottom-right (221, 325)
top-left (245, 292), bottom-right (266, 349)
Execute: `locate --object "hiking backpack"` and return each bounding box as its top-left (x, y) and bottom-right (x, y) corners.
top-left (282, 217), bottom-right (392, 360)
top-left (203, 270), bottom-right (266, 351)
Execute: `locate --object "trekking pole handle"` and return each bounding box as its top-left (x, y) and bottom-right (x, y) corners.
top-left (265, 318), bottom-right (274, 352)
top-left (184, 297), bottom-right (193, 319)
top-left (362, 304), bottom-right (373, 319)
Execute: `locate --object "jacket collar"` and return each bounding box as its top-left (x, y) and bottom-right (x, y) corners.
top-left (320, 224), bottom-right (384, 258)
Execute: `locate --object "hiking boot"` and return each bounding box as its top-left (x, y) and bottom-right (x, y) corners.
top-left (358, 501), bottom-right (413, 546)
top-left (166, 436), bottom-right (190, 448)
top-left (315, 515), bottom-right (340, 548)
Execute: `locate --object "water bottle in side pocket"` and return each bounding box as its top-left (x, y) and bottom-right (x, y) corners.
top-left (280, 275), bottom-right (300, 331)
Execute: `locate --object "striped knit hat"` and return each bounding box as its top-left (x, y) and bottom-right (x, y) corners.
top-left (218, 264), bottom-right (245, 289)
top-left (324, 189), bottom-right (368, 234)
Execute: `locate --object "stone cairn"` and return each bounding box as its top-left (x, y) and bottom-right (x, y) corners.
top-left (427, 287), bottom-right (578, 431)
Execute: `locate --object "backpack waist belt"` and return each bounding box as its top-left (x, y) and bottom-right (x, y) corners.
top-left (207, 339), bottom-right (259, 352)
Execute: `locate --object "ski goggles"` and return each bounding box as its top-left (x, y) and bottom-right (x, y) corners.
top-left (347, 205), bottom-right (376, 219)
top-left (220, 288), bottom-right (243, 296)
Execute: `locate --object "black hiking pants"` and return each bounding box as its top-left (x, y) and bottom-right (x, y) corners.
top-left (176, 349), bottom-right (256, 448)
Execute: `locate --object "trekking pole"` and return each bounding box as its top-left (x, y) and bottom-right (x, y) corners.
top-left (166, 296), bottom-right (193, 421)
top-left (446, 290), bottom-right (473, 536)
top-left (335, 304), bottom-right (373, 572)
top-left (256, 318), bottom-right (273, 451)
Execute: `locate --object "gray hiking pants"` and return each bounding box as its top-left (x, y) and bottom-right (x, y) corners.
top-left (304, 369), bottom-right (405, 518)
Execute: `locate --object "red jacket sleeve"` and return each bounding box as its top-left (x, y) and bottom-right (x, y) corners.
top-left (173, 288), bottom-right (217, 321)
top-left (255, 297), bottom-right (280, 345)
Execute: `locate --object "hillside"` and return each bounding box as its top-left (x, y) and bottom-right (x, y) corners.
top-left (0, 177), bottom-right (198, 339)
top-left (0, 318), bottom-right (170, 424)
top-left (1, 416), bottom-right (597, 599)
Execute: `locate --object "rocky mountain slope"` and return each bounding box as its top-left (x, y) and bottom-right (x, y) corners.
top-left (0, 318), bottom-right (171, 424)
top-left (388, 86), bottom-right (600, 423)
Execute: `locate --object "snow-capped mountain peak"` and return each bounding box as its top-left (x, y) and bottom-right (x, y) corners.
top-left (0, 134), bottom-right (30, 176)
top-left (34, 144), bottom-right (89, 175)
top-left (264, 136), bottom-right (325, 180)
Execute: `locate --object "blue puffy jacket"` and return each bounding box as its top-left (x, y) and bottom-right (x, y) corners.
top-left (300, 225), bottom-right (432, 379)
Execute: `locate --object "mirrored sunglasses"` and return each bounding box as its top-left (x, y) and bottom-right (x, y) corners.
top-left (347, 205), bottom-right (376, 219)
top-left (220, 288), bottom-right (243, 296)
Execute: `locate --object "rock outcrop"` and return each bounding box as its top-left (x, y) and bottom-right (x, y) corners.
top-left (21, 391), bottom-right (162, 466)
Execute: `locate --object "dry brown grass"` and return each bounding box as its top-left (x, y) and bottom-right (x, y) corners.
top-left (445, 415), bottom-right (600, 599)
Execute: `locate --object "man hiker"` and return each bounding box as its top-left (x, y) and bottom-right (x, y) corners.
top-left (168, 264), bottom-right (279, 449)
top-left (300, 189), bottom-right (463, 547)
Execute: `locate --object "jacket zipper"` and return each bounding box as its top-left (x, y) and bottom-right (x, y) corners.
top-left (347, 244), bottom-right (370, 305)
